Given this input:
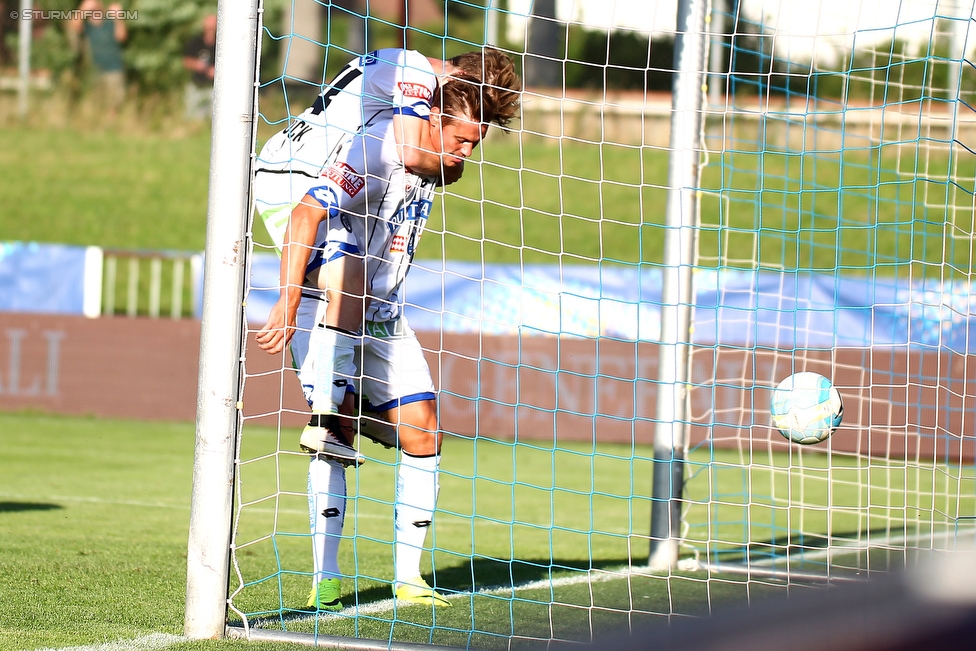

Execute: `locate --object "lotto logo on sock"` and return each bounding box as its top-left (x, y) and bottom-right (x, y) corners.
top-left (322, 508), bottom-right (341, 518)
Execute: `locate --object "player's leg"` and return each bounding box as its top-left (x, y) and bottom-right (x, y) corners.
top-left (307, 246), bottom-right (369, 334)
top-left (306, 454), bottom-right (346, 611)
top-left (289, 297), bottom-right (351, 611)
top-left (360, 319), bottom-right (450, 607)
top-left (297, 294), bottom-right (364, 465)
top-left (298, 240), bottom-right (369, 464)
top-left (387, 399), bottom-right (449, 607)
top-left (296, 246), bottom-right (373, 610)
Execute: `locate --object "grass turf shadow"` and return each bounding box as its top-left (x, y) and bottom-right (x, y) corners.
top-left (0, 501), bottom-right (63, 513)
top-left (339, 555), bottom-right (632, 607)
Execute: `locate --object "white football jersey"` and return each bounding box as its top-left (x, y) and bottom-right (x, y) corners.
top-left (254, 49), bottom-right (437, 252)
top-left (303, 118), bottom-right (437, 323)
top-left (256, 48), bottom-right (436, 179)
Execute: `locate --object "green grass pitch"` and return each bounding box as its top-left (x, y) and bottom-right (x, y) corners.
top-left (0, 413), bottom-right (781, 650)
top-left (0, 109), bottom-right (970, 649)
top-left (9, 412), bottom-right (969, 649)
top-left (1, 123), bottom-right (962, 278)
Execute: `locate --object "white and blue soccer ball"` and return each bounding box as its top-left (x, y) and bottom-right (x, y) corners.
top-left (770, 372), bottom-right (843, 445)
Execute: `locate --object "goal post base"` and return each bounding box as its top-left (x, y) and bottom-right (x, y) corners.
top-left (225, 625), bottom-right (466, 651)
top-left (647, 539), bottom-right (681, 572)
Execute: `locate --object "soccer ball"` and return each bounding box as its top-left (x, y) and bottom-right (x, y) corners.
top-left (770, 372), bottom-right (843, 445)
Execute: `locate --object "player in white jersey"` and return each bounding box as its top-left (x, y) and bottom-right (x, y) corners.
top-left (254, 47), bottom-right (521, 251)
top-left (256, 48), bottom-right (437, 250)
top-left (256, 78), bottom-right (497, 611)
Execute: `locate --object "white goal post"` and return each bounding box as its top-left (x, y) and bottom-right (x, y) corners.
top-left (184, 0), bottom-right (262, 639)
top-left (648, 0), bottom-right (709, 572)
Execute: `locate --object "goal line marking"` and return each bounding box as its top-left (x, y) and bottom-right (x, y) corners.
top-left (247, 563), bottom-right (649, 628)
top-left (36, 633), bottom-right (184, 651)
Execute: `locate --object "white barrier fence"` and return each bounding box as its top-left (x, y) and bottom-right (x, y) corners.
top-left (100, 248), bottom-right (203, 319)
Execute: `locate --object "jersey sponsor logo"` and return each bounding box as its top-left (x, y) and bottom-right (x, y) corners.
top-left (397, 82), bottom-right (432, 100)
top-left (326, 161), bottom-right (365, 197)
top-left (390, 234), bottom-right (407, 253)
top-left (388, 198), bottom-right (433, 233)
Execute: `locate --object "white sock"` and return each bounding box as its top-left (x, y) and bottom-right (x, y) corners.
top-left (308, 456), bottom-right (346, 582)
top-left (394, 452), bottom-right (440, 584)
top-left (306, 323), bottom-right (358, 414)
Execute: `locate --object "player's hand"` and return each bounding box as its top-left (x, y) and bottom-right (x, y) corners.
top-left (255, 297), bottom-right (295, 355)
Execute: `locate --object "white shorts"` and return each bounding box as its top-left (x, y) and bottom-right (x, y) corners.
top-left (290, 296), bottom-right (435, 412)
top-left (359, 316), bottom-right (436, 412)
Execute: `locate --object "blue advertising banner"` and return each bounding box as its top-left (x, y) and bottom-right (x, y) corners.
top-left (247, 255), bottom-right (976, 352)
top-left (9, 244), bottom-right (969, 353)
top-left (0, 243), bottom-right (92, 316)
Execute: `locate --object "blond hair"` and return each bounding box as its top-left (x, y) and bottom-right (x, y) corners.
top-left (431, 77), bottom-right (485, 125)
top-left (449, 48), bottom-right (522, 128)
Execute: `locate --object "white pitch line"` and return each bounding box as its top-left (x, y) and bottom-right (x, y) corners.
top-left (253, 526), bottom-right (976, 627)
top-left (0, 491), bottom-right (632, 537)
top-left (745, 525), bottom-right (976, 568)
top-left (252, 564), bottom-right (643, 627)
top-left (32, 633), bottom-right (184, 651)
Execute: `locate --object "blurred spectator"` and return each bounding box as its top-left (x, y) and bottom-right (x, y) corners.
top-left (69, 0), bottom-right (127, 117)
top-left (182, 13), bottom-right (217, 120)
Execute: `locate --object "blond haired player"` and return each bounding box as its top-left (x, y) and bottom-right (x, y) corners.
top-left (254, 46), bottom-right (519, 462)
top-left (255, 78), bottom-right (516, 611)
top-left (256, 47), bottom-right (520, 248)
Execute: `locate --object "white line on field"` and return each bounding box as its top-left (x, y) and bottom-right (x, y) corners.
top-left (34, 633), bottom-right (183, 651)
top-left (252, 564), bottom-right (643, 627)
top-left (252, 526), bottom-right (976, 628)
top-left (1, 492), bottom-right (609, 534)
top-left (743, 525), bottom-right (976, 568)
top-left (693, 524), bottom-right (976, 579)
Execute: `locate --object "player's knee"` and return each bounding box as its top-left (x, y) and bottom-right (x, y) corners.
top-left (399, 417), bottom-right (441, 456)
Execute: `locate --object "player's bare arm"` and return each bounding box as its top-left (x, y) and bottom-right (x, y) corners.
top-left (256, 198), bottom-right (370, 354)
top-left (255, 198), bottom-right (327, 354)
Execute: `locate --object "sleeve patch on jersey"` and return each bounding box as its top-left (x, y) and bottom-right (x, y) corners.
top-left (397, 81), bottom-right (433, 100)
top-left (309, 185), bottom-right (339, 209)
top-left (390, 234), bottom-right (407, 253)
top-left (326, 161), bottom-right (365, 197)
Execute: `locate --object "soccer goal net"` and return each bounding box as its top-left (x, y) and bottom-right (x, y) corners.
top-left (186, 0), bottom-right (976, 646)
